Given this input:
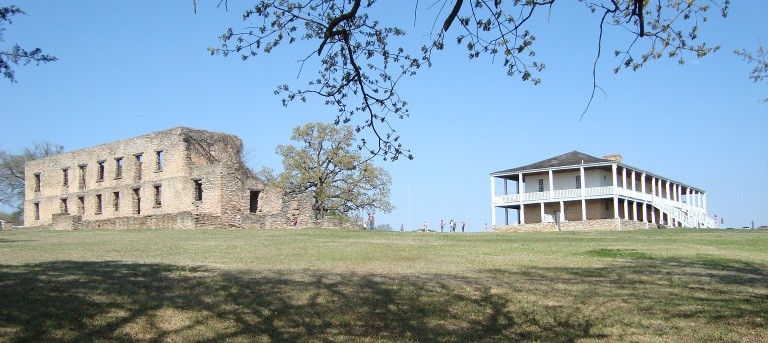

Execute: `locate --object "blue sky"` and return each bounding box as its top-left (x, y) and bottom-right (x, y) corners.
top-left (2, 1), bottom-right (766, 230)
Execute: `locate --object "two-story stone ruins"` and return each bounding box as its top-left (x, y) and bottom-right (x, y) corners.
top-left (24, 127), bottom-right (328, 229)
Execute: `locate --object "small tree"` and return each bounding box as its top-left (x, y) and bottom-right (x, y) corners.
top-left (1, 5), bottom-right (57, 83)
top-left (0, 142), bottom-right (63, 223)
top-left (275, 122), bottom-right (394, 219)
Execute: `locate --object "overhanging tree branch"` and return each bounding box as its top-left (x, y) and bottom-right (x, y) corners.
top-left (211, 0), bottom-right (730, 159)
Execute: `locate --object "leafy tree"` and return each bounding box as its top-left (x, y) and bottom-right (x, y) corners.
top-left (0, 142), bottom-right (63, 223)
top-left (0, 5), bottom-right (57, 83)
top-left (274, 122), bottom-right (394, 219)
top-left (735, 42), bottom-right (768, 103)
top-left (211, 0), bottom-right (730, 160)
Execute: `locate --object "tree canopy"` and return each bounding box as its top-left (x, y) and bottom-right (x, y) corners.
top-left (0, 5), bottom-right (56, 83)
top-left (0, 142), bottom-right (63, 223)
top-left (211, 0), bottom-right (730, 160)
top-left (273, 122), bottom-right (394, 220)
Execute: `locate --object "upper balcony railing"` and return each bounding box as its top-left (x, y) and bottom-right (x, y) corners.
top-left (494, 186), bottom-right (619, 204)
top-left (493, 186), bottom-right (705, 212)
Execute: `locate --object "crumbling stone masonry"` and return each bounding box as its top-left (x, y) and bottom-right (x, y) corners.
top-left (24, 127), bottom-right (345, 229)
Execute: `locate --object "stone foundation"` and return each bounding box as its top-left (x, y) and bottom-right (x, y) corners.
top-left (37, 210), bottom-right (360, 230)
top-left (493, 219), bottom-right (652, 232)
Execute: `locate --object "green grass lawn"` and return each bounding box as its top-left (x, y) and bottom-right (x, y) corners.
top-left (1, 228), bottom-right (766, 342)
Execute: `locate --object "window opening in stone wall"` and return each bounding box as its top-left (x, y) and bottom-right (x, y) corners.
top-left (60, 198), bottom-right (68, 214)
top-left (538, 179), bottom-right (544, 192)
top-left (79, 165), bottom-right (86, 190)
top-left (34, 202), bottom-right (40, 220)
top-left (156, 150), bottom-right (164, 172)
top-left (113, 191), bottom-right (120, 212)
top-left (78, 196), bottom-right (85, 215)
top-left (132, 188), bottom-right (141, 215)
top-left (249, 190), bottom-right (260, 213)
top-left (34, 173), bottom-right (41, 192)
top-left (95, 194), bottom-right (102, 215)
top-left (115, 157), bottom-right (123, 179)
top-left (134, 154), bottom-right (143, 181)
top-left (576, 175), bottom-right (581, 189)
top-left (62, 168), bottom-right (69, 187)
top-left (97, 161), bottom-right (105, 182)
top-left (193, 179), bottom-right (203, 201)
top-left (154, 185), bottom-right (162, 207)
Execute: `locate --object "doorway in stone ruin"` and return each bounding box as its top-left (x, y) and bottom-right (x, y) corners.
top-left (249, 190), bottom-right (260, 213)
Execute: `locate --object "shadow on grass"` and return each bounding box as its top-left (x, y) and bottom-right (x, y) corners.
top-left (0, 261), bottom-right (604, 342)
top-left (497, 253), bottom-right (768, 339)
top-left (1, 256), bottom-right (766, 342)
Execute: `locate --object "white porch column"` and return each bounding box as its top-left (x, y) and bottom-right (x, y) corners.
top-left (651, 207), bottom-right (656, 224)
top-left (580, 166), bottom-right (586, 219)
top-left (658, 179), bottom-right (662, 197)
top-left (641, 173), bottom-right (646, 194)
top-left (651, 176), bottom-right (656, 197)
top-left (502, 178), bottom-right (507, 195)
top-left (642, 202), bottom-right (648, 223)
top-left (631, 170), bottom-right (636, 192)
top-left (676, 185), bottom-right (681, 203)
top-left (612, 164), bottom-right (619, 219)
top-left (504, 208), bottom-right (508, 225)
top-left (559, 201), bottom-right (565, 222)
top-left (540, 203), bottom-right (546, 224)
top-left (622, 167), bottom-right (627, 189)
top-left (671, 183), bottom-right (675, 202)
top-left (703, 193), bottom-right (707, 212)
top-left (632, 201), bottom-right (638, 221)
top-left (548, 170), bottom-right (554, 196)
top-left (517, 173), bottom-right (524, 225)
top-left (623, 198), bottom-right (629, 220)
top-left (665, 180), bottom-right (670, 200)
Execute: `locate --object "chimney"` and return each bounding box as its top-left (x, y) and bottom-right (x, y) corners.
top-left (603, 154), bottom-right (622, 163)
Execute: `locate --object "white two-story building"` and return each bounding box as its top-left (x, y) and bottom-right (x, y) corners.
top-left (490, 151), bottom-right (716, 231)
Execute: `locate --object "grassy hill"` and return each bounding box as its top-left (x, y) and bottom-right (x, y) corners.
top-left (1, 228), bottom-right (766, 342)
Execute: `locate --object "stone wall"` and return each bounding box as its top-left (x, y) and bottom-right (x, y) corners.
top-left (493, 219), bottom-right (652, 232)
top-left (24, 127), bottom-right (328, 230)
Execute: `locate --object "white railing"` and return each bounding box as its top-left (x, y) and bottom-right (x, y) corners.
top-left (650, 196), bottom-right (715, 228)
top-left (493, 186), bottom-right (619, 204)
top-left (493, 185), bottom-right (717, 228)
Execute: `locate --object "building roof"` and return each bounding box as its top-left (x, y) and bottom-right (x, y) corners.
top-left (490, 150), bottom-right (705, 192)
top-left (491, 151), bottom-right (608, 175)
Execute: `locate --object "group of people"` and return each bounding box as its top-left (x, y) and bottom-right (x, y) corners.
top-left (419, 219), bottom-right (466, 232)
top-left (367, 214), bottom-right (492, 232)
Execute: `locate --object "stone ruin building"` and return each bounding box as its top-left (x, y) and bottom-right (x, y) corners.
top-left (24, 127), bottom-right (337, 229)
